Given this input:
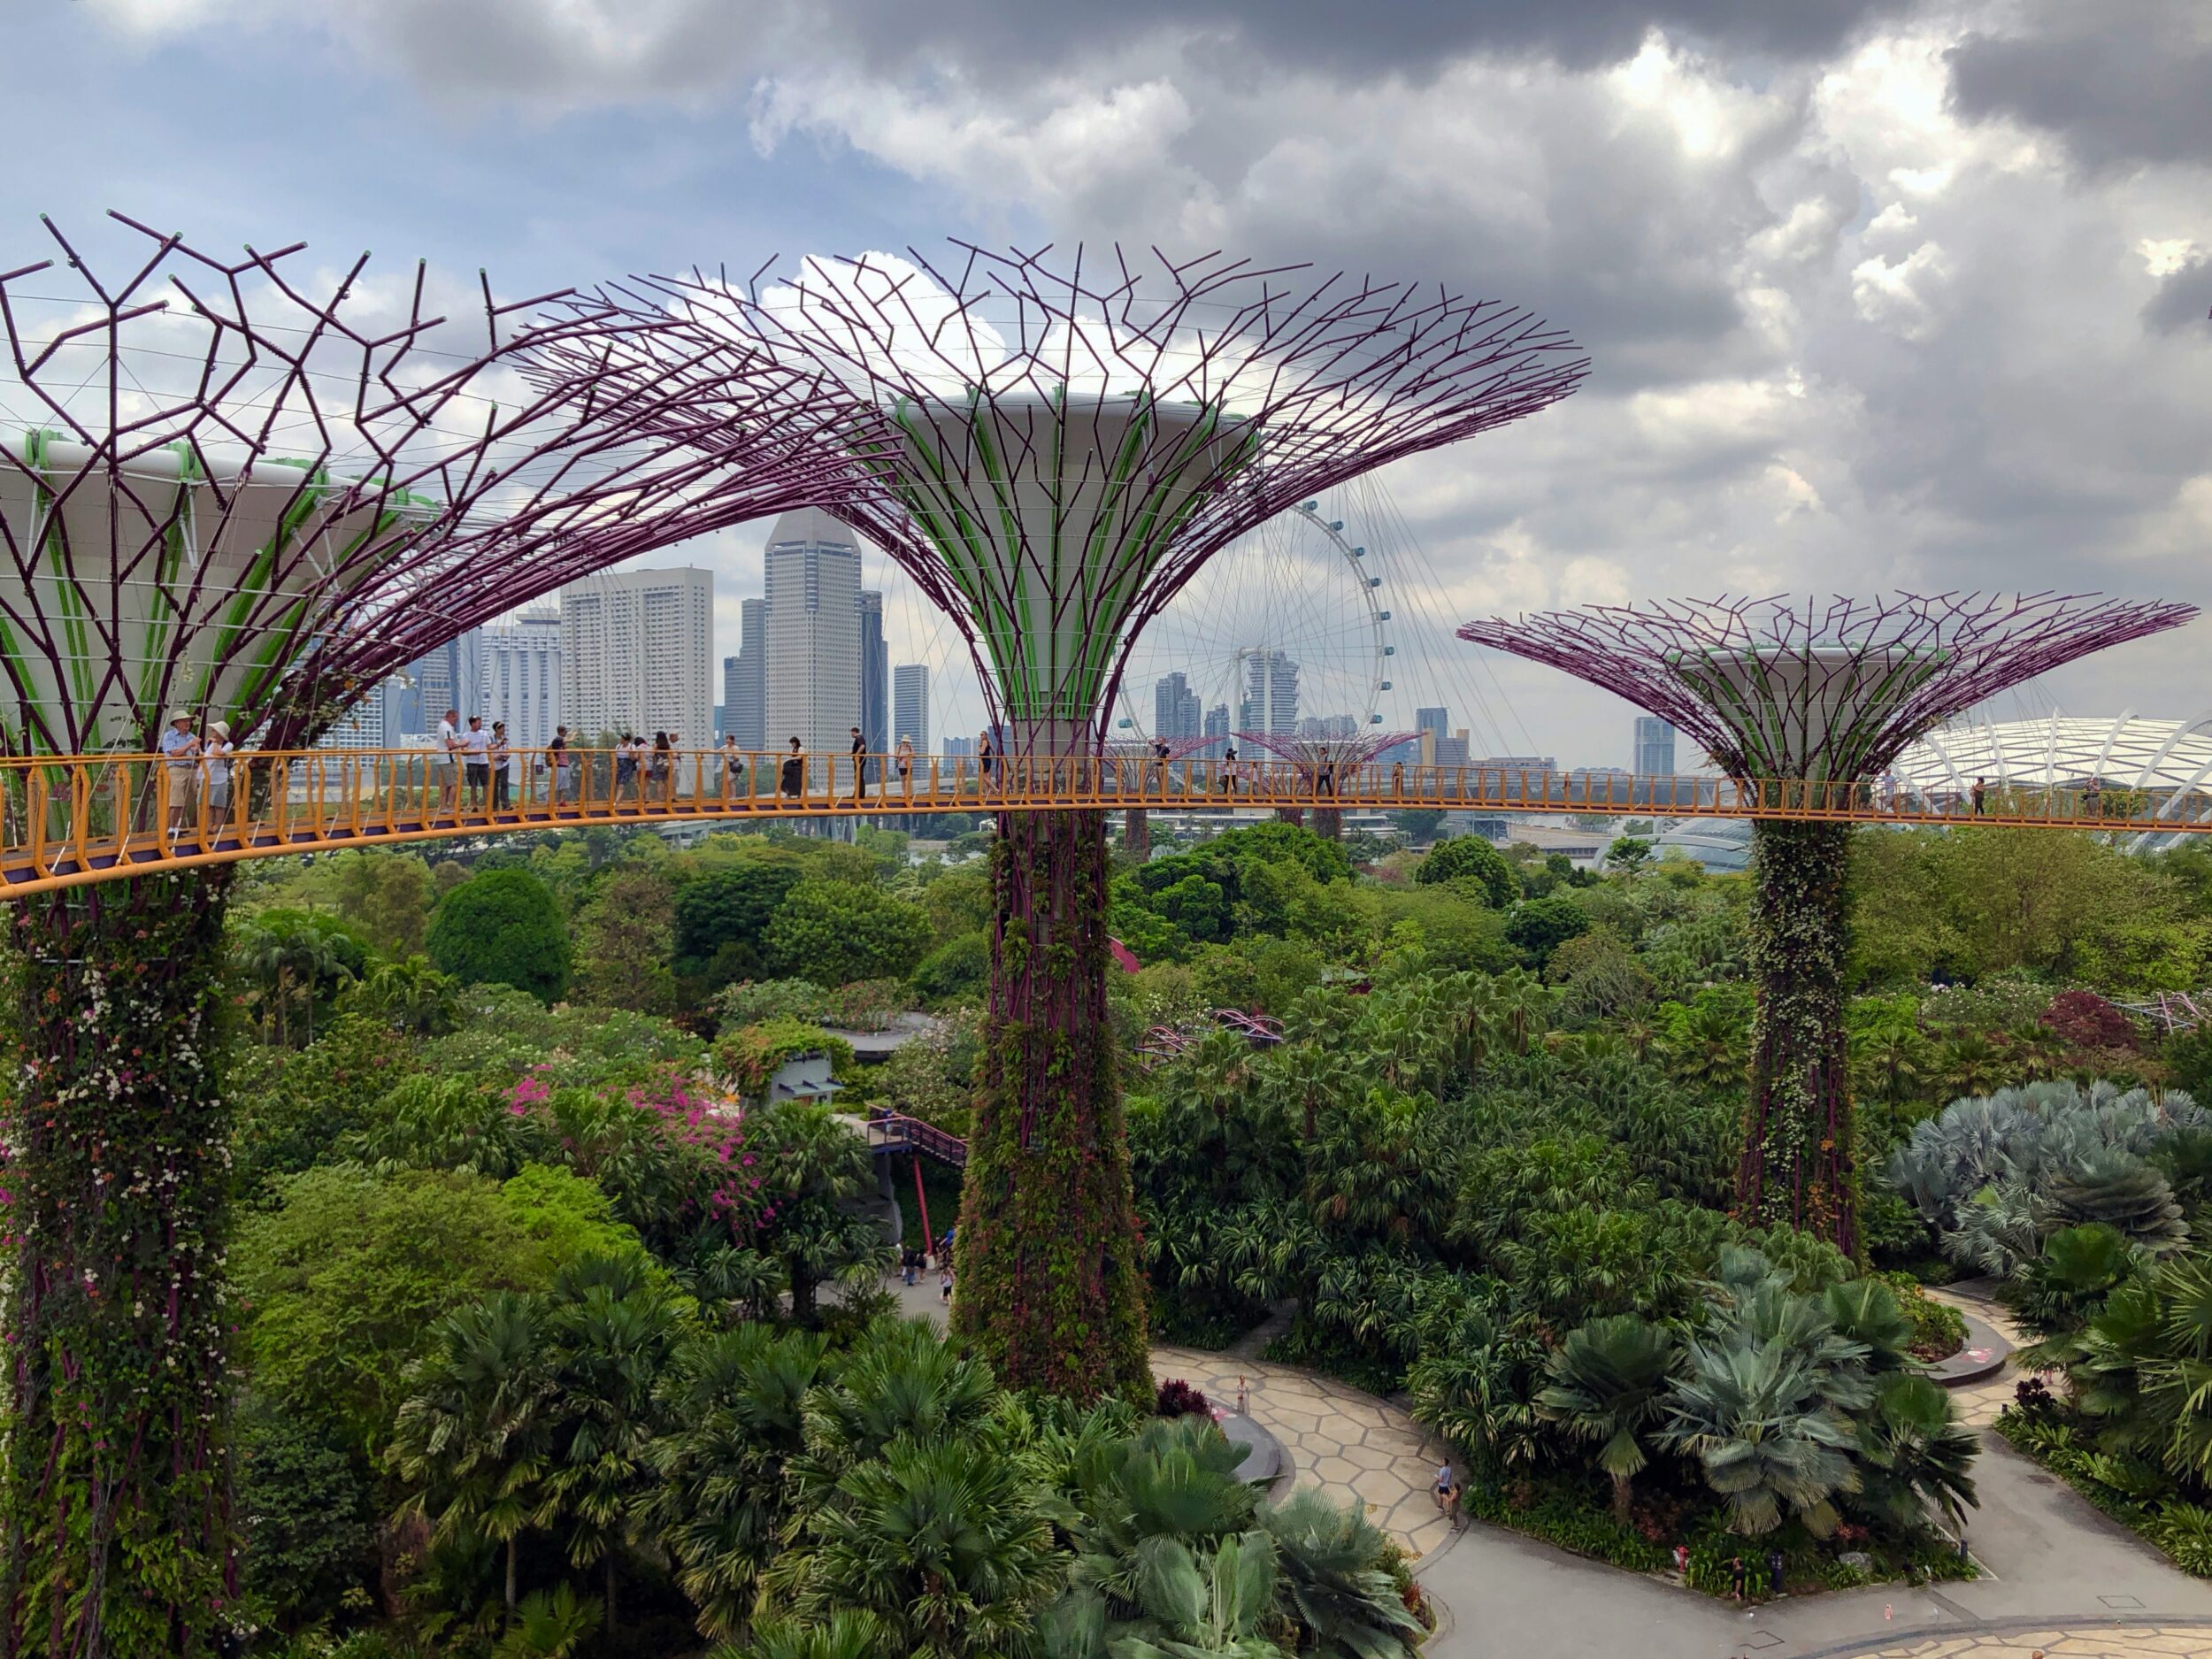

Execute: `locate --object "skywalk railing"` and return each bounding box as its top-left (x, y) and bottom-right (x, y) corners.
top-left (0, 746), bottom-right (2203, 895)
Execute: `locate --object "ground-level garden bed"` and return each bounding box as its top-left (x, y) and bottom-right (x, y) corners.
top-left (1996, 1396), bottom-right (2212, 1578)
top-left (1461, 1468), bottom-right (1978, 1601)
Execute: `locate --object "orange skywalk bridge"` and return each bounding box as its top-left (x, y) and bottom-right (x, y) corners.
top-left (0, 747), bottom-right (2200, 898)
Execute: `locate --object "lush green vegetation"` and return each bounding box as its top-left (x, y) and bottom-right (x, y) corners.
top-left (14, 808), bottom-right (2212, 1653)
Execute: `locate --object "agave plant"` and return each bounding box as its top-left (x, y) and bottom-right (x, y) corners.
top-left (1533, 1315), bottom-right (1679, 1523)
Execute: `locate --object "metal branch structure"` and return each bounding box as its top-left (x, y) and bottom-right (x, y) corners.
top-left (0, 215), bottom-right (861, 1656)
top-left (1460, 592), bottom-right (2199, 1255)
top-left (580, 243), bottom-right (1585, 1400)
top-left (1236, 728), bottom-right (1416, 837)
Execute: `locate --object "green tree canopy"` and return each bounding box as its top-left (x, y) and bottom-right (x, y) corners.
top-left (767, 879), bottom-right (933, 986)
top-left (428, 868), bottom-right (572, 1003)
top-left (1413, 836), bottom-right (1520, 907)
top-left (1505, 895), bottom-right (1593, 969)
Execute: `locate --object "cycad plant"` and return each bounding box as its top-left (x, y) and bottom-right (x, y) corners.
top-left (1533, 1315), bottom-right (1679, 1523)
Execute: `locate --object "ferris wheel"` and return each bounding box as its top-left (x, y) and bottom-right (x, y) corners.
top-left (1113, 495), bottom-right (1396, 748)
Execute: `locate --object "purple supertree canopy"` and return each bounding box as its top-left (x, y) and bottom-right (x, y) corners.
top-left (581, 243), bottom-right (1586, 750)
top-left (0, 213), bottom-right (860, 754)
top-left (1460, 593), bottom-right (2199, 781)
top-left (1236, 729), bottom-right (1417, 774)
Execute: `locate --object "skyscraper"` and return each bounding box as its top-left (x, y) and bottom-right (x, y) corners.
top-left (1204, 703), bottom-right (1230, 745)
top-left (1415, 706), bottom-right (1448, 758)
top-left (762, 508), bottom-right (863, 754)
top-left (395, 628), bottom-right (483, 736)
top-left (726, 598), bottom-right (766, 750)
top-left (1240, 649), bottom-right (1299, 734)
top-left (481, 611), bottom-right (561, 749)
top-left (893, 664), bottom-right (930, 755)
top-left (1154, 672), bottom-right (1201, 739)
top-left (559, 566), bottom-right (714, 744)
top-left (1634, 716), bottom-right (1678, 776)
top-left (859, 590), bottom-right (888, 756)
top-left (318, 676), bottom-right (401, 750)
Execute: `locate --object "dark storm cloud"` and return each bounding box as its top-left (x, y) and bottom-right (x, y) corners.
top-left (1947, 4), bottom-right (2212, 171)
top-left (2144, 256), bottom-right (2212, 334)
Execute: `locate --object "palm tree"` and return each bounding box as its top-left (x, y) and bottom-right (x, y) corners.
top-left (644, 1324), bottom-right (834, 1642)
top-left (719, 1609), bottom-right (888, 1659)
top-left (1660, 1337), bottom-right (1863, 1537)
top-left (388, 1292), bottom-right (556, 1622)
top-left (349, 953), bottom-right (463, 1036)
top-left (2009, 1222), bottom-right (2136, 1365)
top-left (1851, 1372), bottom-right (1978, 1533)
top-left (1261, 1488), bottom-right (1424, 1659)
top-left (1533, 1315), bottom-right (1679, 1523)
top-left (1047, 1532), bottom-right (1285, 1659)
top-left (491, 1584), bottom-right (602, 1659)
top-left (539, 1257), bottom-right (685, 1632)
top-left (679, 1243), bottom-right (789, 1327)
top-left (782, 1434), bottom-right (1062, 1659)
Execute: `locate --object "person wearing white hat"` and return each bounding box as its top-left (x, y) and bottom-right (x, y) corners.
top-left (204, 719), bottom-right (235, 826)
top-left (159, 710), bottom-right (201, 838)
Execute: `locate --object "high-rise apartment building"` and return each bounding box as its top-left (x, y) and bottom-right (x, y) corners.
top-left (1634, 716), bottom-right (1678, 776)
top-left (859, 590), bottom-right (888, 755)
top-left (559, 566), bottom-right (714, 745)
top-left (318, 676), bottom-right (401, 750)
top-left (1415, 706), bottom-right (1449, 760)
top-left (1240, 649), bottom-right (1299, 734)
top-left (893, 664), bottom-right (930, 755)
top-left (481, 612), bottom-right (561, 750)
top-left (1154, 672), bottom-right (1202, 739)
top-left (394, 629), bottom-right (482, 736)
top-left (725, 597), bottom-right (766, 750)
top-left (762, 509), bottom-right (862, 754)
top-left (1204, 703), bottom-right (1230, 747)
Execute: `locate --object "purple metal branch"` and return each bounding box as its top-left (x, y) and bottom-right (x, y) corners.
top-left (0, 214), bottom-right (869, 754)
top-left (578, 245), bottom-right (1586, 747)
top-left (1460, 593), bottom-right (2198, 781)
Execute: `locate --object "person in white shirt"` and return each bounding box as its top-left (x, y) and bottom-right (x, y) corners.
top-left (719, 733), bottom-right (745, 803)
top-left (435, 708), bottom-right (460, 816)
top-left (459, 715), bottom-right (490, 811)
top-left (159, 710), bottom-right (201, 837)
top-left (488, 721), bottom-right (511, 810)
top-left (203, 720), bottom-right (235, 827)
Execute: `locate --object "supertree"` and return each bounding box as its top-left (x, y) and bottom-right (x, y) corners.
top-left (1103, 733), bottom-right (1215, 856)
top-left (595, 245), bottom-right (1586, 1400)
top-left (0, 215), bottom-right (856, 1655)
top-left (1459, 593), bottom-right (2196, 1255)
top-left (1235, 729), bottom-right (1415, 840)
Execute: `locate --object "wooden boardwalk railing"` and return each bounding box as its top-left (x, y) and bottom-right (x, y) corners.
top-left (0, 746), bottom-right (2200, 897)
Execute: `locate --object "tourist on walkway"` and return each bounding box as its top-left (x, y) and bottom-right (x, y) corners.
top-left (720, 733), bottom-right (745, 802)
top-left (849, 725), bottom-right (867, 804)
top-left (2083, 777), bottom-right (2102, 818)
top-left (940, 1267), bottom-right (953, 1305)
top-left (649, 732), bottom-right (673, 805)
top-left (895, 734), bottom-right (914, 798)
top-left (979, 733), bottom-right (995, 790)
top-left (161, 710), bottom-right (201, 838)
top-left (1221, 742), bottom-right (1239, 795)
top-left (460, 715), bottom-right (490, 811)
top-left (1970, 776), bottom-right (1987, 816)
top-left (436, 707), bottom-right (461, 816)
top-left (488, 722), bottom-right (511, 810)
top-left (204, 720), bottom-right (234, 827)
top-left (780, 736), bottom-right (804, 800)
top-left (549, 726), bottom-right (572, 805)
top-left (615, 733), bottom-right (639, 804)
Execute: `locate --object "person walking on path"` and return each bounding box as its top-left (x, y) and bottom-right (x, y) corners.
top-left (940, 1266), bottom-right (953, 1305)
top-left (204, 720), bottom-right (234, 830)
top-left (1970, 775), bottom-right (1988, 816)
top-left (460, 715), bottom-right (490, 812)
top-left (488, 721), bottom-right (511, 810)
top-left (895, 734), bottom-right (914, 800)
top-left (978, 733), bottom-right (995, 795)
top-left (849, 725), bottom-right (867, 805)
top-left (2083, 777), bottom-right (2103, 819)
top-left (614, 733), bottom-right (640, 805)
top-left (780, 736), bottom-right (804, 801)
top-left (160, 710), bottom-right (201, 839)
top-left (435, 707), bottom-right (461, 817)
top-left (649, 732), bottom-right (673, 807)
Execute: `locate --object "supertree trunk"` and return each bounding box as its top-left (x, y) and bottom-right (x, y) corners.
top-left (2, 871), bottom-right (237, 1658)
top-left (1739, 819), bottom-right (1857, 1256)
top-left (1311, 806), bottom-right (1343, 841)
top-left (1123, 808), bottom-right (1150, 858)
top-left (953, 808), bottom-right (1151, 1405)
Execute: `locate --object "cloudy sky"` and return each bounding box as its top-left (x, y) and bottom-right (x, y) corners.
top-left (14, 0), bottom-right (2210, 764)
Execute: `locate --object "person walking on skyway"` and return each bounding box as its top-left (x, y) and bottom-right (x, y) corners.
top-left (436, 707), bottom-right (460, 817)
top-left (460, 715), bottom-right (490, 812)
top-left (1970, 776), bottom-right (1988, 816)
top-left (488, 722), bottom-right (511, 811)
top-left (720, 733), bottom-right (745, 803)
top-left (781, 736), bottom-right (804, 801)
top-left (849, 725), bottom-right (867, 805)
top-left (160, 710), bottom-right (200, 840)
top-left (204, 720), bottom-right (234, 830)
top-left (895, 734), bottom-right (914, 799)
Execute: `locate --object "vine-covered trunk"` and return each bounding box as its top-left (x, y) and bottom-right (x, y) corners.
top-left (952, 808), bottom-right (1151, 1404)
top-left (1739, 818), bottom-right (1858, 1256)
top-left (1310, 806), bottom-right (1342, 841)
top-left (1123, 808), bottom-right (1149, 858)
top-left (2, 871), bottom-right (237, 1659)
